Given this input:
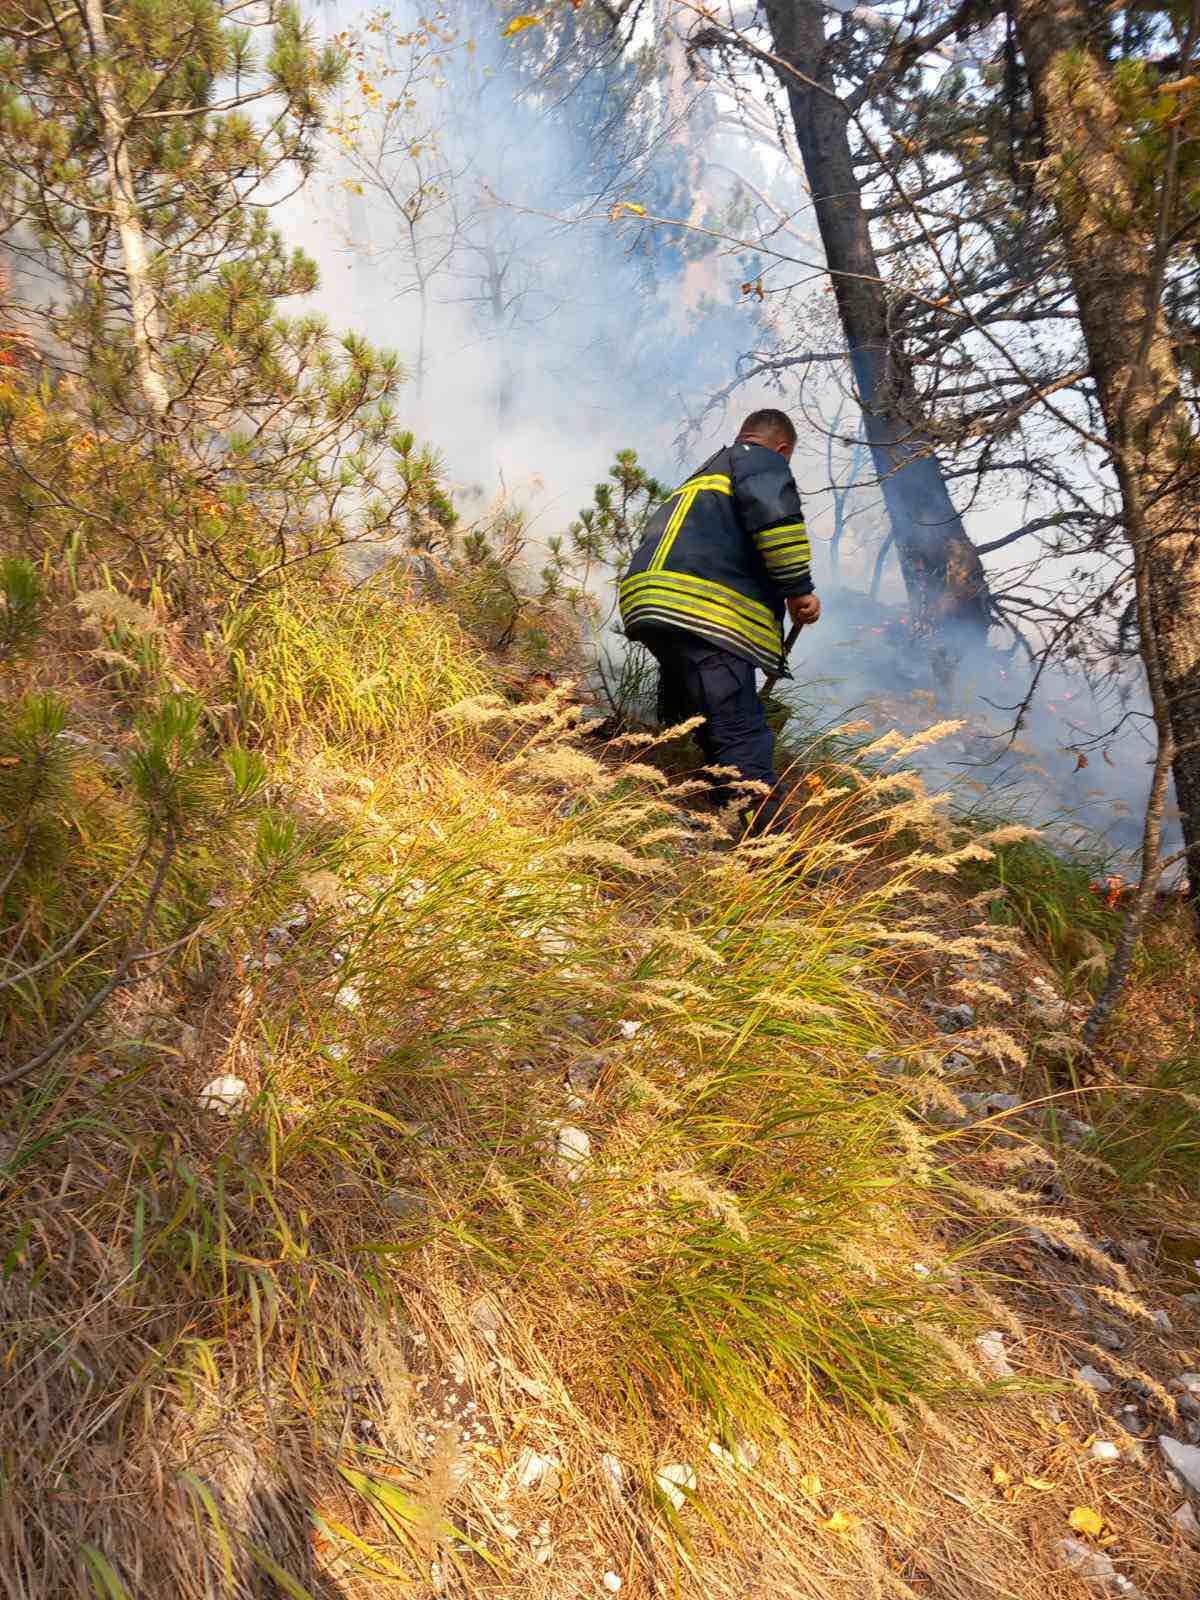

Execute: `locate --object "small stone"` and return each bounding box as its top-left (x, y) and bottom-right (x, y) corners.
top-left (654, 1463), bottom-right (696, 1511)
top-left (515, 1448), bottom-right (559, 1491)
top-left (976, 1331), bottom-right (1015, 1379)
top-left (1160, 1435), bottom-right (1200, 1495)
top-left (912, 1262), bottom-right (931, 1279)
top-left (555, 1124), bottom-right (591, 1180)
top-left (1076, 1365), bottom-right (1114, 1393)
top-left (941, 1050), bottom-right (973, 1075)
top-left (1176, 1373), bottom-right (1200, 1394)
top-left (936, 1002), bottom-right (975, 1032)
top-left (1091, 1325), bottom-right (1125, 1351)
top-left (383, 1187), bottom-right (428, 1219)
top-left (1061, 1288), bottom-right (1090, 1319)
top-left (603, 1574), bottom-right (623, 1593)
top-left (469, 1297), bottom-right (502, 1338)
top-left (1116, 1406), bottom-right (1145, 1437)
top-left (1173, 1501), bottom-right (1200, 1543)
top-left (323, 1042), bottom-right (348, 1062)
top-left (1090, 1440), bottom-right (1120, 1462)
top-left (1152, 1309), bottom-right (1174, 1333)
top-left (198, 1075), bottom-right (247, 1115)
top-left (335, 983), bottom-right (362, 1010)
top-left (617, 1019), bottom-right (642, 1039)
top-left (599, 1453), bottom-right (624, 1497)
top-left (1053, 1539), bottom-right (1143, 1597)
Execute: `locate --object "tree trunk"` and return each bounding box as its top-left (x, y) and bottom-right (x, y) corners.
top-left (758, 0), bottom-right (991, 649)
top-left (79, 0), bottom-right (169, 418)
top-left (1012, 0), bottom-right (1200, 904)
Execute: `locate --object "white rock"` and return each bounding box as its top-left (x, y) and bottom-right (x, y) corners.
top-left (912, 1262), bottom-right (932, 1279)
top-left (1076, 1365), bottom-right (1114, 1393)
top-left (1160, 1435), bottom-right (1200, 1495)
top-left (599, 1453), bottom-right (624, 1497)
top-left (469, 1296), bottom-right (502, 1338)
top-left (654, 1463), bottom-right (696, 1511)
top-left (1153, 1309), bottom-right (1174, 1333)
top-left (1174, 1501), bottom-right (1200, 1543)
top-left (1090, 1440), bottom-right (1120, 1462)
top-left (555, 1124), bottom-right (591, 1179)
top-left (617, 1019), bottom-right (642, 1039)
top-left (515, 1448), bottom-right (559, 1490)
top-left (1177, 1373), bottom-right (1200, 1394)
top-left (707, 1436), bottom-right (759, 1471)
top-left (602, 1574), bottom-right (623, 1593)
top-left (1053, 1539), bottom-right (1143, 1597)
top-left (198, 1075), bottom-right (247, 1115)
top-left (335, 983), bottom-right (362, 1010)
top-left (976, 1331), bottom-right (1015, 1379)
top-left (323, 1043), bottom-right (348, 1062)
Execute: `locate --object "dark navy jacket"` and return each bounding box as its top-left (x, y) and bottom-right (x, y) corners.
top-left (618, 442), bottom-right (812, 672)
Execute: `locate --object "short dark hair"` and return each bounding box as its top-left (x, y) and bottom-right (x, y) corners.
top-left (738, 408), bottom-right (797, 446)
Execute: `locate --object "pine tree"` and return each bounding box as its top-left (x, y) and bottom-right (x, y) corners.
top-left (0, 0), bottom-right (454, 596)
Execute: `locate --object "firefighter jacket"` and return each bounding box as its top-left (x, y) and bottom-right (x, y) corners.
top-left (618, 441), bottom-right (812, 674)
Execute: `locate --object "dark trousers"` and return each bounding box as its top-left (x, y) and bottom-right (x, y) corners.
top-left (642, 629), bottom-right (781, 830)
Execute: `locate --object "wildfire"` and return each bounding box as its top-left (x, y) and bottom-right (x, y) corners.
top-left (1089, 874), bottom-right (1127, 909)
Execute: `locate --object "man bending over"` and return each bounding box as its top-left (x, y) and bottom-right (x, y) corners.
top-left (618, 408), bottom-right (820, 830)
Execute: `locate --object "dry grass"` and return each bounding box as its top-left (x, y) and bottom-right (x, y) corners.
top-left (3, 562), bottom-right (1200, 1600)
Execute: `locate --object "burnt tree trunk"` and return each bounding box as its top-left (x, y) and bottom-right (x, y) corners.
top-left (758, 0), bottom-right (991, 651)
top-left (1012, 0), bottom-right (1200, 904)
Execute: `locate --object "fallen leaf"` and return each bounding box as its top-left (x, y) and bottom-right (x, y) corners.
top-left (990, 1464), bottom-right (1012, 1488)
top-left (500, 13), bottom-right (541, 36)
top-left (820, 1511), bottom-right (860, 1533)
top-left (797, 1473), bottom-right (823, 1498)
top-left (1023, 1477), bottom-right (1056, 1492)
top-left (1074, 751), bottom-right (1089, 770)
top-left (1069, 1505), bottom-right (1104, 1538)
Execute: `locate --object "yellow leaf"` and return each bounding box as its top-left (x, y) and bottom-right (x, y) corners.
top-left (1069, 1506), bottom-right (1104, 1538)
top-left (797, 1473), bottom-right (823, 1498)
top-left (990, 1464), bottom-right (1012, 1487)
top-left (821, 1511), bottom-right (860, 1534)
top-left (501, 14), bottom-right (541, 36)
top-left (1024, 1477), bottom-right (1056, 1492)
top-left (623, 202), bottom-right (647, 216)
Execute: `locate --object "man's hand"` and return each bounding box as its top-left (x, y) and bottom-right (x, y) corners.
top-left (787, 593), bottom-right (821, 627)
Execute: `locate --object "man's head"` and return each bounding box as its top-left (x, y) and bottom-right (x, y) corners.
top-left (736, 408), bottom-right (797, 461)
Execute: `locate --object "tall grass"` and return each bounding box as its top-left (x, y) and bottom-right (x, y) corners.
top-left (1, 574), bottom-right (1014, 1598)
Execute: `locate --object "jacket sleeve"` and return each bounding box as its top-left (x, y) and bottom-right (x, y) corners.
top-left (733, 447), bottom-right (814, 597)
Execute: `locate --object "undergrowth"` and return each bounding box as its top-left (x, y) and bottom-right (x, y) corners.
top-left (0, 549), bottom-right (1031, 1600)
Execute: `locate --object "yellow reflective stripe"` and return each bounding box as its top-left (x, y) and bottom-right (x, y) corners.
top-left (621, 576), bottom-right (781, 653)
top-left (648, 486), bottom-right (696, 573)
top-left (622, 569), bottom-right (779, 642)
top-left (678, 473), bottom-right (732, 494)
top-left (758, 519), bottom-right (807, 539)
top-left (649, 475), bottom-right (733, 573)
top-left (623, 592), bottom-right (779, 658)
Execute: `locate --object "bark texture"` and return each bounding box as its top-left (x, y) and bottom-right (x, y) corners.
top-left (80, 0), bottom-right (170, 418)
top-left (1012, 0), bottom-right (1200, 898)
top-left (759, 0), bottom-right (991, 645)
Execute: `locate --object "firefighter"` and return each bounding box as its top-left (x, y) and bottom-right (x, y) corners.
top-left (618, 408), bottom-right (820, 830)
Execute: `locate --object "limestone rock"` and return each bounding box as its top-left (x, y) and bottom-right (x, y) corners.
top-left (654, 1463), bottom-right (696, 1511)
top-left (1090, 1440), bottom-right (1120, 1463)
top-left (1160, 1435), bottom-right (1200, 1496)
top-left (1054, 1538), bottom-right (1143, 1596)
top-left (554, 1124), bottom-right (591, 1180)
top-left (602, 1574), bottom-right (623, 1592)
top-left (198, 1075), bottom-right (247, 1115)
top-left (515, 1448), bottom-right (560, 1491)
top-left (1076, 1365), bottom-right (1114, 1393)
top-left (1173, 1501), bottom-right (1200, 1543)
top-left (976, 1331), bottom-right (1015, 1379)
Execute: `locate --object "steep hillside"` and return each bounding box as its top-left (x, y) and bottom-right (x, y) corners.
top-left (3, 538), bottom-right (1200, 1600)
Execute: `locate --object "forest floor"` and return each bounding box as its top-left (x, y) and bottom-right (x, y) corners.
top-left (3, 566), bottom-right (1200, 1600)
